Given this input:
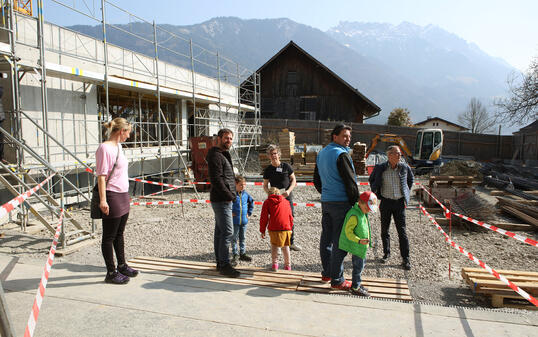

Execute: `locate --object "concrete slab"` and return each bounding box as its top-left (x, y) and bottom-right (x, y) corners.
top-left (1, 254), bottom-right (537, 336)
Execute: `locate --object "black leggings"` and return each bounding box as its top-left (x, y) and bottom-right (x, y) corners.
top-left (101, 213), bottom-right (129, 273)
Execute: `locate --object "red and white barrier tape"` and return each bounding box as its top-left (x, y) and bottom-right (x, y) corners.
top-left (420, 205), bottom-right (537, 307)
top-left (0, 173), bottom-right (56, 220)
top-left (418, 183), bottom-right (451, 218)
top-left (130, 177), bottom-right (185, 189)
top-left (144, 186), bottom-right (181, 197)
top-left (24, 209), bottom-right (65, 337)
top-left (451, 212), bottom-right (538, 247)
top-left (131, 199), bottom-right (322, 208)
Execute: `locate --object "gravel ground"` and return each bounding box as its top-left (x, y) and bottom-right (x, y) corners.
top-left (1, 178), bottom-right (537, 312)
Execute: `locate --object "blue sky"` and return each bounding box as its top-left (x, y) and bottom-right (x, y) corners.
top-left (43, 0), bottom-right (537, 70)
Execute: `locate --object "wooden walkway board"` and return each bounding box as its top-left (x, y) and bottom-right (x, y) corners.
top-left (461, 267), bottom-right (538, 310)
top-left (129, 256), bottom-right (412, 302)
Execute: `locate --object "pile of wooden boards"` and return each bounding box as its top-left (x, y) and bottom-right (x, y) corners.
top-left (495, 194), bottom-right (538, 229)
top-left (462, 267), bottom-right (538, 310)
top-left (279, 130), bottom-right (295, 162)
top-left (292, 146), bottom-right (318, 176)
top-left (352, 142), bottom-right (367, 175)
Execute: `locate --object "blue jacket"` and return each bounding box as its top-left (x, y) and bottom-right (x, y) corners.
top-left (369, 161), bottom-right (414, 205)
top-left (232, 190), bottom-right (254, 226)
top-left (316, 142), bottom-right (357, 202)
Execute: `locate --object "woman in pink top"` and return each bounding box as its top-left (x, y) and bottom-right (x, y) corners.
top-left (95, 117), bottom-right (138, 284)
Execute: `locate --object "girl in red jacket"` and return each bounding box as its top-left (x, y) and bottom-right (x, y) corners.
top-left (260, 187), bottom-right (294, 271)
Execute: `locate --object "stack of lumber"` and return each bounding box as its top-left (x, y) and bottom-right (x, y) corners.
top-left (462, 267), bottom-right (538, 310)
top-left (352, 142), bottom-right (367, 175)
top-left (292, 152), bottom-right (304, 166)
top-left (305, 151), bottom-right (318, 164)
top-left (278, 129), bottom-right (295, 162)
top-left (496, 196), bottom-right (538, 228)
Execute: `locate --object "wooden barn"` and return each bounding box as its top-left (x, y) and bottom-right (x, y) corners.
top-left (248, 41), bottom-right (380, 123)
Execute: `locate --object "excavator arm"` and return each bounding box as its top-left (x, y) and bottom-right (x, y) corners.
top-left (365, 134), bottom-right (413, 161)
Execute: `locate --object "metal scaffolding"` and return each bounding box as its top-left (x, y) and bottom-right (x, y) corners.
top-left (0, 0), bottom-right (261, 247)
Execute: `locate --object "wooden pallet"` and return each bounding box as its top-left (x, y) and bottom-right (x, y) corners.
top-left (128, 256), bottom-right (412, 301)
top-left (429, 176), bottom-right (480, 187)
top-left (461, 267), bottom-right (538, 310)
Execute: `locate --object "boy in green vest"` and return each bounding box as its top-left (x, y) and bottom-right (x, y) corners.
top-left (338, 191), bottom-right (378, 296)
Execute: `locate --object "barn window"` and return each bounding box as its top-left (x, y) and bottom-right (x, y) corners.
top-left (287, 71), bottom-right (298, 84)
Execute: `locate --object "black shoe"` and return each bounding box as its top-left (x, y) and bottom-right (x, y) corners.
top-left (216, 263), bottom-right (221, 271)
top-left (104, 271), bottom-right (129, 284)
top-left (118, 264), bottom-right (139, 277)
top-left (350, 285), bottom-right (371, 297)
top-left (403, 259), bottom-right (411, 270)
top-left (219, 263), bottom-right (240, 278)
top-left (232, 254), bottom-right (239, 263)
top-left (239, 253), bottom-right (252, 262)
top-left (382, 253), bottom-right (390, 263)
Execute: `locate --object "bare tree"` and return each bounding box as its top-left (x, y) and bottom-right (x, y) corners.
top-left (458, 98), bottom-right (496, 133)
top-left (495, 57), bottom-right (538, 126)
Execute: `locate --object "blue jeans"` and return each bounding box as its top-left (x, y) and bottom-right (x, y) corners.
top-left (351, 255), bottom-right (366, 289)
top-left (211, 201), bottom-right (234, 265)
top-left (231, 223), bottom-right (247, 255)
top-left (320, 201), bottom-right (352, 286)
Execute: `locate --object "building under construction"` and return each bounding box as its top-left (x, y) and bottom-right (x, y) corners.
top-left (0, 1), bottom-right (261, 247)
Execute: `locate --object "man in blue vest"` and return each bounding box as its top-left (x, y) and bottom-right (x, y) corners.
top-left (369, 145), bottom-right (414, 270)
top-left (314, 124), bottom-right (359, 290)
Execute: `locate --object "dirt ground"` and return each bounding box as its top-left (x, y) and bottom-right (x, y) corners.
top-left (1, 177), bottom-right (537, 312)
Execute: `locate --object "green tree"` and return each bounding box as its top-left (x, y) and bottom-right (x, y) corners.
top-left (387, 108), bottom-right (412, 126)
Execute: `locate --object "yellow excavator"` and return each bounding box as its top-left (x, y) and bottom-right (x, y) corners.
top-left (365, 129), bottom-right (444, 171)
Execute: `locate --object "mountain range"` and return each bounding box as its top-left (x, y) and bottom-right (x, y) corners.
top-left (69, 17), bottom-right (515, 128)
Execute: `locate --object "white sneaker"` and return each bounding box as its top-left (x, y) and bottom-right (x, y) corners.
top-left (290, 243), bottom-right (302, 251)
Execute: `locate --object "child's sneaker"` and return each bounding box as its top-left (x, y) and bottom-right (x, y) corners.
top-left (104, 271), bottom-right (129, 285)
top-left (239, 253), bottom-right (252, 262)
top-left (350, 285), bottom-right (371, 297)
top-left (271, 263), bottom-right (279, 271)
top-left (284, 264), bottom-right (291, 271)
top-left (321, 276), bottom-right (331, 283)
top-left (331, 280), bottom-right (352, 291)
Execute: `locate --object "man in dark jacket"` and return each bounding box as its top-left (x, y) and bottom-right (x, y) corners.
top-left (314, 124), bottom-right (359, 290)
top-left (369, 145), bottom-right (414, 270)
top-left (206, 128), bottom-right (239, 277)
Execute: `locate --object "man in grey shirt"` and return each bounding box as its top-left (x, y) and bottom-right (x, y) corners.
top-left (369, 145), bottom-right (414, 270)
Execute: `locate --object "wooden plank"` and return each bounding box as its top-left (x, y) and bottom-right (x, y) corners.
top-left (468, 278), bottom-right (538, 292)
top-left (430, 176), bottom-right (475, 181)
top-left (128, 264), bottom-right (201, 279)
top-left (133, 256), bottom-right (216, 267)
top-left (296, 286), bottom-right (412, 301)
top-left (464, 272), bottom-right (538, 283)
top-left (301, 275), bottom-right (409, 286)
top-left (299, 279), bottom-right (409, 292)
top-left (491, 295), bottom-right (538, 310)
top-left (491, 222), bottom-right (536, 231)
top-left (463, 268), bottom-right (538, 277)
top-left (500, 206), bottom-right (538, 227)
